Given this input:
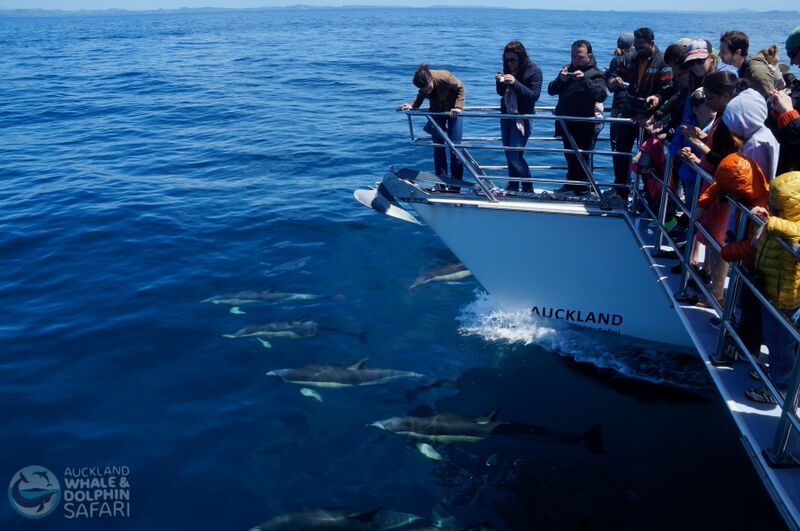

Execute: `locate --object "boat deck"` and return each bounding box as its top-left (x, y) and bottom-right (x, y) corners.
top-left (630, 213), bottom-right (800, 529)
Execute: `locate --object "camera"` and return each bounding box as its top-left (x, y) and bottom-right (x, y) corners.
top-left (625, 96), bottom-right (650, 114)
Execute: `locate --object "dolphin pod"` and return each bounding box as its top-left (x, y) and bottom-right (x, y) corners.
top-left (370, 408), bottom-right (603, 454)
top-left (267, 358), bottom-right (425, 389)
top-left (249, 507), bottom-right (423, 531)
top-left (408, 263), bottom-right (472, 290)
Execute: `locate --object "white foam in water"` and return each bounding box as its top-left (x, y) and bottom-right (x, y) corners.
top-left (457, 291), bottom-right (707, 390)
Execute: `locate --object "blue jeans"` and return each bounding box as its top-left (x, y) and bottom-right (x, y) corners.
top-left (501, 118), bottom-right (531, 192)
top-left (431, 115), bottom-right (463, 181)
top-left (762, 306), bottom-right (800, 391)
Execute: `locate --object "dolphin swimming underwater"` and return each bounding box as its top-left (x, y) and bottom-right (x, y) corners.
top-left (249, 507), bottom-right (422, 530)
top-left (267, 358), bottom-right (425, 389)
top-left (202, 289), bottom-right (321, 306)
top-left (370, 408), bottom-right (603, 453)
top-left (223, 319), bottom-right (319, 339)
top-left (408, 263), bottom-right (472, 290)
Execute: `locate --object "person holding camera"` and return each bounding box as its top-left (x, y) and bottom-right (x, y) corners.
top-left (495, 40), bottom-right (542, 194)
top-left (400, 64), bottom-right (465, 188)
top-left (607, 27), bottom-right (674, 199)
top-left (547, 39), bottom-right (607, 194)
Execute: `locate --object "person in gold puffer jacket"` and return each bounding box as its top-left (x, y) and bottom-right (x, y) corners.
top-left (745, 171), bottom-right (800, 403)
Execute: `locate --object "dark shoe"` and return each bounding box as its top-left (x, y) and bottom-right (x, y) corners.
top-left (745, 388), bottom-right (777, 405)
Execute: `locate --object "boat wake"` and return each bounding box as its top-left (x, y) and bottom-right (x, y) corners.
top-left (457, 291), bottom-right (709, 391)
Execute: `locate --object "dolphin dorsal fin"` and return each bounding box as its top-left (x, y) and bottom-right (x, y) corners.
top-left (350, 507), bottom-right (382, 522)
top-left (476, 409), bottom-right (500, 424)
top-left (346, 357), bottom-right (369, 370)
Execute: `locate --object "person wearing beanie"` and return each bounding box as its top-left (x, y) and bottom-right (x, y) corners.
top-left (787, 25), bottom-right (800, 67)
top-left (615, 32), bottom-right (634, 56)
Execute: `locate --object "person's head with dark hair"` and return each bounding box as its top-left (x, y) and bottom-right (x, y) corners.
top-left (633, 27), bottom-right (656, 58)
top-left (664, 43), bottom-right (686, 68)
top-left (412, 64), bottom-right (434, 94)
top-left (719, 31), bottom-right (749, 69)
top-left (702, 71), bottom-right (739, 112)
top-left (570, 39), bottom-right (594, 67)
top-left (502, 40), bottom-right (532, 76)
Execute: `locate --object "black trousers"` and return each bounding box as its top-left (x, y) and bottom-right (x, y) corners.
top-left (610, 120), bottom-right (639, 198)
top-left (561, 124), bottom-right (596, 193)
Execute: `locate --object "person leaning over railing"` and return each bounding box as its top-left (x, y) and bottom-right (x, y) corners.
top-left (400, 64), bottom-right (465, 188)
top-left (606, 27), bottom-right (674, 199)
top-left (495, 40), bottom-right (543, 194)
top-left (547, 39), bottom-right (607, 195)
top-left (720, 172), bottom-right (800, 405)
top-left (680, 72), bottom-right (740, 302)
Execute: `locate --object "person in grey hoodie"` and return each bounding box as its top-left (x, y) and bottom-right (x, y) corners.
top-left (724, 88), bottom-right (780, 181)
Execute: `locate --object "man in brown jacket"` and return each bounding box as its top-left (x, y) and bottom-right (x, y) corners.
top-left (401, 64), bottom-right (465, 185)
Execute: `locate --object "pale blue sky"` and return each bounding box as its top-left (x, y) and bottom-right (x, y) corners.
top-left (1, 0), bottom-right (798, 12)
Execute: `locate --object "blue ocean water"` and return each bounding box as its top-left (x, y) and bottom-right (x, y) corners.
top-left (0, 7), bottom-right (795, 530)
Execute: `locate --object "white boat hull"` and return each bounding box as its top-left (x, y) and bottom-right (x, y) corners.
top-left (412, 199), bottom-right (692, 347)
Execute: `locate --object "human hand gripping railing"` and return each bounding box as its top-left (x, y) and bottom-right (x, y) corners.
top-left (647, 152), bottom-right (800, 467)
top-left (398, 107), bottom-right (640, 210)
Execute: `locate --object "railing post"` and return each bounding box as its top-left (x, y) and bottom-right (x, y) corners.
top-left (654, 149), bottom-right (673, 254)
top-left (424, 115), bottom-right (497, 201)
top-left (557, 118), bottom-right (610, 210)
top-left (677, 168), bottom-right (704, 298)
top-left (710, 209), bottom-right (749, 364)
top-left (766, 355), bottom-right (800, 466)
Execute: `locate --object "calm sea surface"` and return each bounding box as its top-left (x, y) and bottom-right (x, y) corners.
top-left (1, 7), bottom-right (796, 530)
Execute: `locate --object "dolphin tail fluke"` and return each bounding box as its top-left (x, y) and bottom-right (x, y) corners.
top-left (583, 424), bottom-right (604, 454)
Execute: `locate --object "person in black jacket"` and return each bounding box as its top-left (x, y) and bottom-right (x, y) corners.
top-left (547, 39), bottom-right (608, 194)
top-left (606, 28), bottom-right (674, 198)
top-left (496, 40), bottom-right (543, 193)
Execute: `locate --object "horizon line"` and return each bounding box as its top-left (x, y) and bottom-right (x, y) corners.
top-left (1, 5), bottom-right (799, 15)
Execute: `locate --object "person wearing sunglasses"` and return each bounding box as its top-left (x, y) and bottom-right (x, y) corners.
top-left (495, 40), bottom-right (542, 194)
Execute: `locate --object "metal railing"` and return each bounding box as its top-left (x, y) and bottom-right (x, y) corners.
top-left (644, 148), bottom-right (800, 467)
top-left (400, 106), bottom-right (642, 211)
